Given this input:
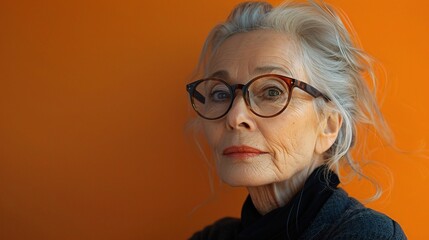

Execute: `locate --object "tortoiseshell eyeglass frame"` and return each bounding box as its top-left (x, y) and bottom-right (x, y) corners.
top-left (186, 74), bottom-right (330, 120)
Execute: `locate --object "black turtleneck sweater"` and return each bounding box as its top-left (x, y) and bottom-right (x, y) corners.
top-left (190, 166), bottom-right (406, 240)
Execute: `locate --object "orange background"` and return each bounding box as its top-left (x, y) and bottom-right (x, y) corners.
top-left (1, 0), bottom-right (428, 239)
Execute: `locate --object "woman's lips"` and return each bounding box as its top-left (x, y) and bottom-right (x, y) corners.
top-left (222, 145), bottom-right (267, 159)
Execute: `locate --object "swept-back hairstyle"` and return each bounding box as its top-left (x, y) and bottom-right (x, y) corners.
top-left (193, 0), bottom-right (393, 200)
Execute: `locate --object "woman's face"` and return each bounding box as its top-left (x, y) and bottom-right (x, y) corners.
top-left (202, 30), bottom-right (327, 187)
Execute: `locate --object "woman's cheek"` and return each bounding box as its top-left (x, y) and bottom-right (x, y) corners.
top-left (203, 123), bottom-right (216, 144)
top-left (264, 133), bottom-right (288, 160)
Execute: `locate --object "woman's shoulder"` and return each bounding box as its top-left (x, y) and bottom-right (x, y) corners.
top-left (302, 188), bottom-right (407, 240)
top-left (189, 217), bottom-right (240, 240)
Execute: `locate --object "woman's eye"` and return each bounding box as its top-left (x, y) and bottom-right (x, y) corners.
top-left (267, 88), bottom-right (281, 96)
top-left (211, 90), bottom-right (231, 102)
top-left (264, 87), bottom-right (283, 98)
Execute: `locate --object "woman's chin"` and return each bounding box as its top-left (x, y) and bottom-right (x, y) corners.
top-left (216, 155), bottom-right (277, 187)
top-left (218, 169), bottom-right (274, 187)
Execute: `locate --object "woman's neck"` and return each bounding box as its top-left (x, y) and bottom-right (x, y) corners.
top-left (247, 164), bottom-right (322, 215)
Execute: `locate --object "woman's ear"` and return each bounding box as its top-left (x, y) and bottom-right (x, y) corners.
top-left (315, 110), bottom-right (342, 154)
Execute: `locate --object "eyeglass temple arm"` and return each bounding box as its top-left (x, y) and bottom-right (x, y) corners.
top-left (186, 84), bottom-right (206, 104)
top-left (294, 80), bottom-right (331, 102)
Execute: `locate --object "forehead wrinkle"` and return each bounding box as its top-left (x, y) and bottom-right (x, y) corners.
top-left (249, 55), bottom-right (297, 78)
top-left (252, 65), bottom-right (293, 77)
top-left (207, 70), bottom-right (230, 80)
top-left (206, 31), bottom-right (302, 82)
top-left (207, 60), bottom-right (247, 83)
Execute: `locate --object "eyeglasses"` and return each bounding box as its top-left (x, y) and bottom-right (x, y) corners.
top-left (186, 74), bottom-right (330, 120)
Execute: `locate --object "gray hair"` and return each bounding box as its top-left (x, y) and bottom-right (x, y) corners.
top-left (194, 1), bottom-right (393, 200)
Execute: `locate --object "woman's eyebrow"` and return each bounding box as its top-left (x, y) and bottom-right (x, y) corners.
top-left (253, 66), bottom-right (292, 76)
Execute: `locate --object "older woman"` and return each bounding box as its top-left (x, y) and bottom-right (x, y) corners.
top-left (186, 1), bottom-right (406, 239)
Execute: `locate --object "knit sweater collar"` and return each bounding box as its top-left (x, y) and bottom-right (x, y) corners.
top-left (238, 165), bottom-right (340, 240)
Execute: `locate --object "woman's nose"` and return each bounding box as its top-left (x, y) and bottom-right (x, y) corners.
top-left (225, 93), bottom-right (256, 130)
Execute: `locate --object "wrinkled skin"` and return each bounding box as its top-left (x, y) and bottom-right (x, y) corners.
top-left (201, 30), bottom-right (342, 214)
